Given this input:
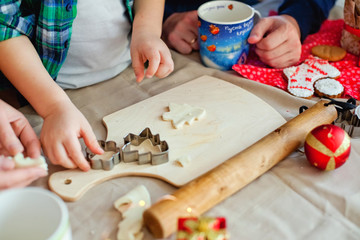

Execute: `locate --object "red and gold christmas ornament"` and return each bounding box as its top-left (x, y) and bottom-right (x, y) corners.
top-left (304, 124), bottom-right (351, 171)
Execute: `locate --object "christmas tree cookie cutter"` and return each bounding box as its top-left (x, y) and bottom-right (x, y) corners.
top-left (122, 127), bottom-right (169, 165)
top-left (86, 128), bottom-right (169, 170)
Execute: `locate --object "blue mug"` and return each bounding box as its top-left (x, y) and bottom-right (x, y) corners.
top-left (198, 1), bottom-right (260, 70)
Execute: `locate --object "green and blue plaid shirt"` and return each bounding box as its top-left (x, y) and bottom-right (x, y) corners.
top-left (0, 0), bottom-right (133, 81)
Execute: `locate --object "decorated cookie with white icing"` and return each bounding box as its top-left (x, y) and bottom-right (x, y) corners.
top-left (314, 78), bottom-right (344, 98)
top-left (162, 103), bottom-right (206, 129)
top-left (283, 56), bottom-right (341, 98)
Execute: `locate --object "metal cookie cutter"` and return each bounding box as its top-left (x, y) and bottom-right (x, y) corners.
top-left (122, 128), bottom-right (169, 165)
top-left (300, 97), bottom-right (360, 138)
top-left (86, 140), bottom-right (120, 170)
top-left (332, 98), bottom-right (360, 138)
top-left (86, 128), bottom-right (169, 170)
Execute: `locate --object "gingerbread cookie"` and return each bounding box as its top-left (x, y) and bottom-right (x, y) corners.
top-left (283, 56), bottom-right (341, 98)
top-left (341, 0), bottom-right (360, 56)
top-left (314, 78), bottom-right (344, 98)
top-left (311, 45), bottom-right (347, 61)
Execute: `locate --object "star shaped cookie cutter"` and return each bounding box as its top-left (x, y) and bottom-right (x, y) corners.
top-left (85, 128), bottom-right (169, 170)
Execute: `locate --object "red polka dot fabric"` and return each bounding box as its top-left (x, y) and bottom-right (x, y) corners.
top-left (232, 20), bottom-right (360, 99)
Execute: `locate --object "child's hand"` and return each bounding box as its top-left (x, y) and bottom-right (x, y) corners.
top-left (40, 101), bottom-right (103, 171)
top-left (131, 30), bottom-right (174, 83)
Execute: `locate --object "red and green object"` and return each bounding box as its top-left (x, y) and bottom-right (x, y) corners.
top-left (176, 217), bottom-right (228, 240)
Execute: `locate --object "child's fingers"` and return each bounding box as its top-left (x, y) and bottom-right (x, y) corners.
top-left (64, 137), bottom-right (90, 172)
top-left (49, 142), bottom-right (77, 169)
top-left (80, 123), bottom-right (103, 155)
top-left (145, 52), bottom-right (161, 79)
top-left (131, 51), bottom-right (145, 83)
top-left (155, 52), bottom-right (174, 78)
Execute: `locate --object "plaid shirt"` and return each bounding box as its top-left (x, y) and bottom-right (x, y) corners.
top-left (0, 0), bottom-right (133, 81)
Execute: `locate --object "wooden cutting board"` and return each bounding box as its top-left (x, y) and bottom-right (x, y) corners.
top-left (49, 75), bottom-right (286, 201)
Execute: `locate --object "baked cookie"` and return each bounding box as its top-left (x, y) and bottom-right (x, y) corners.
top-left (314, 78), bottom-right (344, 98)
top-left (341, 0), bottom-right (360, 56)
top-left (283, 56), bottom-right (341, 98)
top-left (311, 45), bottom-right (347, 61)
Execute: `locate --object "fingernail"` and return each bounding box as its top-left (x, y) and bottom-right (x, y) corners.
top-left (249, 33), bottom-right (256, 38)
top-left (39, 170), bottom-right (48, 177)
top-left (33, 168), bottom-right (48, 177)
top-left (98, 147), bottom-right (104, 154)
top-left (8, 144), bottom-right (24, 156)
top-left (1, 158), bottom-right (15, 170)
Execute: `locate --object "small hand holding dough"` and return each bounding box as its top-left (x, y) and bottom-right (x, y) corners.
top-left (162, 103), bottom-right (206, 129)
top-left (114, 185), bottom-right (151, 240)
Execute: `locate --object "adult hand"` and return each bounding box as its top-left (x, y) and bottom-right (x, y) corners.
top-left (247, 15), bottom-right (302, 68)
top-left (0, 100), bottom-right (41, 158)
top-left (162, 10), bottom-right (199, 54)
top-left (0, 156), bottom-right (47, 189)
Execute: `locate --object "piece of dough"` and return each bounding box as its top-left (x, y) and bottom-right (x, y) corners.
top-left (129, 139), bottom-right (162, 154)
top-left (11, 153), bottom-right (48, 171)
top-left (175, 155), bottom-right (192, 167)
top-left (162, 103), bottom-right (206, 129)
top-left (113, 185), bottom-right (151, 240)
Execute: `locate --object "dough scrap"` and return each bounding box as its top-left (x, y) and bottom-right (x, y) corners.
top-left (162, 103), bottom-right (206, 129)
top-left (129, 139), bottom-right (162, 154)
top-left (175, 155), bottom-right (192, 167)
top-left (114, 185), bottom-right (151, 240)
top-left (10, 153), bottom-right (48, 171)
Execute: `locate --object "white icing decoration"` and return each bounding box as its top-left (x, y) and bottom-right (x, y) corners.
top-left (114, 185), bottom-right (151, 240)
top-left (10, 153), bottom-right (48, 171)
top-left (162, 103), bottom-right (206, 129)
top-left (284, 56), bottom-right (341, 98)
top-left (314, 78), bottom-right (344, 95)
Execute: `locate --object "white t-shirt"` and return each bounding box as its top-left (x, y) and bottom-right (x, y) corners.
top-left (57, 0), bottom-right (131, 89)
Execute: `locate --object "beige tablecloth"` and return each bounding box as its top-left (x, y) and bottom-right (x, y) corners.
top-left (21, 4), bottom-right (359, 238)
top-left (23, 48), bottom-right (360, 240)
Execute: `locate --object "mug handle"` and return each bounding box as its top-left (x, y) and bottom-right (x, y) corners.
top-left (252, 8), bottom-right (261, 24)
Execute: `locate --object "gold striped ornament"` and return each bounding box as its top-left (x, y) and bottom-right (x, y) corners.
top-left (304, 124), bottom-right (351, 171)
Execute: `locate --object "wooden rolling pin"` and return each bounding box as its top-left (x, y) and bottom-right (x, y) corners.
top-left (143, 100), bottom-right (338, 238)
